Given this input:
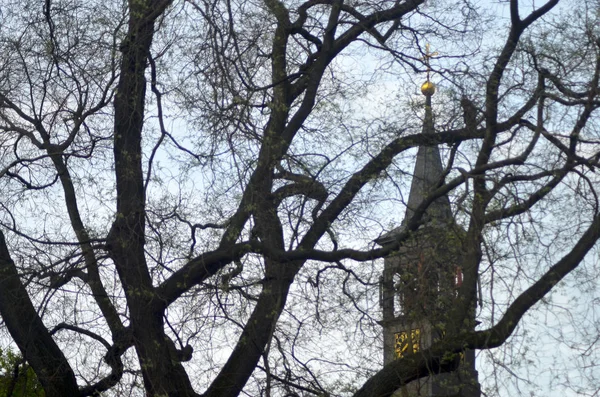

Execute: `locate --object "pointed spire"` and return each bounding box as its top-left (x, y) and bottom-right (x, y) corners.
top-left (402, 91), bottom-right (452, 225)
top-left (376, 50), bottom-right (452, 246)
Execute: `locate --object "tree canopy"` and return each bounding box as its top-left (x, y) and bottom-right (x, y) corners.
top-left (0, 0), bottom-right (599, 396)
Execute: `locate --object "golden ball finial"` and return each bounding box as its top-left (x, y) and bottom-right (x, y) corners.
top-left (421, 80), bottom-right (436, 96)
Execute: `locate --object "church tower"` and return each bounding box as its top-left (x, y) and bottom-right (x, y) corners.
top-left (376, 49), bottom-right (480, 397)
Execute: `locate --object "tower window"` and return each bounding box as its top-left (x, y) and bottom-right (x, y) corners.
top-left (393, 273), bottom-right (404, 316)
top-left (455, 266), bottom-right (463, 288)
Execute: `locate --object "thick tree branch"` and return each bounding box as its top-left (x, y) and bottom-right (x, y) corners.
top-left (0, 231), bottom-right (79, 397)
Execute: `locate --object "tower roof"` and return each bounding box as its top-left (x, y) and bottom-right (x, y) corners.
top-left (403, 140), bottom-right (452, 224)
top-left (375, 88), bottom-right (453, 246)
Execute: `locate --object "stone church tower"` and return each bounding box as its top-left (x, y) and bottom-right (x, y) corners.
top-left (376, 65), bottom-right (480, 397)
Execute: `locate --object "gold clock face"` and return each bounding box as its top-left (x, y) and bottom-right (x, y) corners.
top-left (394, 328), bottom-right (421, 358)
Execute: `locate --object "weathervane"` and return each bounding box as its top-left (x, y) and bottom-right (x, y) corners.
top-left (420, 43), bottom-right (438, 97)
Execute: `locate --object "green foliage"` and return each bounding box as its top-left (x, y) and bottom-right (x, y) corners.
top-left (0, 349), bottom-right (44, 397)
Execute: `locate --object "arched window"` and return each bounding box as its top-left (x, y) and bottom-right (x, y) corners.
top-left (455, 266), bottom-right (463, 287)
top-left (393, 273), bottom-right (404, 317)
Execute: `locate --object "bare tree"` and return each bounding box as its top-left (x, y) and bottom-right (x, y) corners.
top-left (0, 0), bottom-right (599, 396)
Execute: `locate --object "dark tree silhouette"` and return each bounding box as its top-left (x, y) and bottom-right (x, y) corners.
top-left (0, 0), bottom-right (599, 396)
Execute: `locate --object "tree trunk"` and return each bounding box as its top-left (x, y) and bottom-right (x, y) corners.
top-left (0, 232), bottom-right (79, 397)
